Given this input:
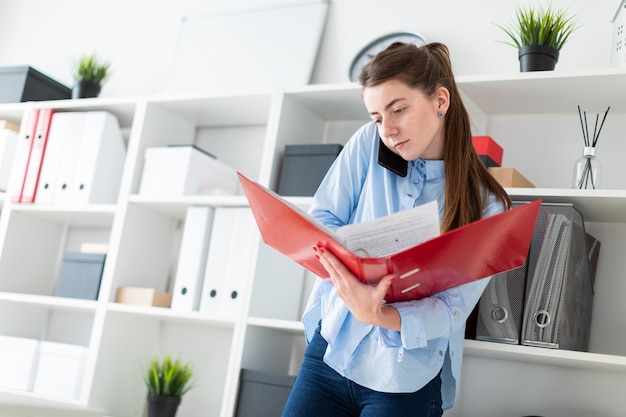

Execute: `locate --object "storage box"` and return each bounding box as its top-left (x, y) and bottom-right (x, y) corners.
top-left (0, 128), bottom-right (19, 191)
top-left (0, 335), bottom-right (39, 391)
top-left (55, 251), bottom-right (107, 300)
top-left (472, 136), bottom-right (503, 167)
top-left (33, 341), bottom-right (88, 399)
top-left (0, 66), bottom-right (71, 103)
top-left (139, 145), bottom-right (239, 196)
top-left (234, 369), bottom-right (297, 417)
top-left (487, 167), bottom-right (535, 188)
top-left (116, 286), bottom-right (172, 307)
top-left (277, 143), bottom-right (343, 196)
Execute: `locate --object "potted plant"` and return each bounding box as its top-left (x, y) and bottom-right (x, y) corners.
top-left (70, 53), bottom-right (111, 98)
top-left (497, 4), bottom-right (578, 72)
top-left (144, 354), bottom-right (195, 417)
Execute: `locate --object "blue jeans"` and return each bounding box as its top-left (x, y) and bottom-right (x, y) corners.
top-left (282, 325), bottom-right (443, 417)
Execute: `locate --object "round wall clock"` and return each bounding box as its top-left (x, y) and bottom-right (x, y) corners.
top-left (348, 31), bottom-right (427, 82)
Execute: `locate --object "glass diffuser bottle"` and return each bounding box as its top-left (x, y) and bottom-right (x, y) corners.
top-left (574, 106), bottom-right (610, 190)
top-left (573, 146), bottom-right (602, 189)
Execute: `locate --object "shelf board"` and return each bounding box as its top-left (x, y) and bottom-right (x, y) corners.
top-left (106, 302), bottom-right (237, 328)
top-left (147, 91), bottom-right (275, 127)
top-left (464, 339), bottom-right (626, 373)
top-left (247, 317), bottom-right (305, 334)
top-left (0, 391), bottom-right (104, 417)
top-left (128, 194), bottom-right (250, 218)
top-left (0, 292), bottom-right (98, 313)
top-left (9, 204), bottom-right (117, 227)
top-left (284, 83), bottom-right (366, 120)
top-left (505, 187), bottom-right (626, 222)
top-left (457, 67), bottom-right (626, 115)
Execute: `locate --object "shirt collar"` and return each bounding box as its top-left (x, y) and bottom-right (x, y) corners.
top-left (410, 159), bottom-right (444, 181)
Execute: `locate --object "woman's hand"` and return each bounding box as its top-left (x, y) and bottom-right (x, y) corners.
top-left (315, 245), bottom-right (401, 331)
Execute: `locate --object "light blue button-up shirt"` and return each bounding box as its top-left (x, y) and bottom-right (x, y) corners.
top-left (302, 121), bottom-right (504, 410)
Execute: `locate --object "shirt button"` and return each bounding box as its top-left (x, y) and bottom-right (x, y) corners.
top-left (450, 350), bottom-right (455, 357)
top-left (416, 338), bottom-right (421, 344)
top-left (439, 351), bottom-right (444, 356)
top-left (453, 310), bottom-right (458, 316)
top-left (413, 179), bottom-right (419, 185)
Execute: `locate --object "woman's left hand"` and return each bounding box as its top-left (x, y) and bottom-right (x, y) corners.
top-left (316, 245), bottom-right (401, 331)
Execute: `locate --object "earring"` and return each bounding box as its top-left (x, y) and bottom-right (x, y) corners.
top-left (438, 112), bottom-right (444, 117)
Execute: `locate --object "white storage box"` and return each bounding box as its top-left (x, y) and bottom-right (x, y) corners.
top-left (0, 335), bottom-right (39, 391)
top-left (0, 128), bottom-right (19, 192)
top-left (139, 145), bottom-right (239, 196)
top-left (33, 341), bottom-right (88, 399)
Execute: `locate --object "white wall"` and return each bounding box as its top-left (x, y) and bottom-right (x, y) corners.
top-left (0, 0), bottom-right (619, 98)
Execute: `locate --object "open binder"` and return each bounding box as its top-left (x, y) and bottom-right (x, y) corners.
top-left (238, 172), bottom-right (541, 303)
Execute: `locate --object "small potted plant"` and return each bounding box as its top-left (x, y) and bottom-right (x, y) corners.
top-left (497, 4), bottom-right (578, 72)
top-left (70, 53), bottom-right (111, 98)
top-left (144, 354), bottom-right (195, 417)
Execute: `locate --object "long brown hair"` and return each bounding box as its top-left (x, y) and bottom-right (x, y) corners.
top-left (359, 42), bottom-right (511, 232)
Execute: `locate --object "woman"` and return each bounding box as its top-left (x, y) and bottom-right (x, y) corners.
top-left (282, 42), bottom-right (511, 417)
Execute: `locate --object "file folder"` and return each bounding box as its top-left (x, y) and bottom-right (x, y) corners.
top-left (171, 206), bottom-right (215, 312)
top-left (0, 127), bottom-right (19, 192)
top-left (199, 207), bottom-right (258, 316)
top-left (521, 203), bottom-right (594, 351)
top-left (71, 111), bottom-right (125, 204)
top-left (9, 109), bottom-right (39, 202)
top-left (238, 172), bottom-right (541, 303)
top-left (35, 112), bottom-right (86, 204)
top-left (20, 108), bottom-right (55, 203)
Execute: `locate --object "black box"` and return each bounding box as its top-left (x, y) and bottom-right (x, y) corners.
top-left (0, 66), bottom-right (71, 103)
top-left (277, 144), bottom-right (343, 196)
top-left (235, 369), bottom-right (296, 417)
top-left (55, 252), bottom-right (107, 300)
top-left (478, 154), bottom-right (501, 168)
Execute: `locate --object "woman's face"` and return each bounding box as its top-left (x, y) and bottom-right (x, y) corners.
top-left (362, 78), bottom-right (449, 161)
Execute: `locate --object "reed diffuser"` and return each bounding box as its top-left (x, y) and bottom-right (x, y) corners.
top-left (573, 105), bottom-right (610, 189)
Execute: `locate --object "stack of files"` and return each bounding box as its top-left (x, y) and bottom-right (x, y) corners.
top-left (476, 203), bottom-right (599, 352)
top-left (170, 206), bottom-right (215, 312)
top-left (199, 207), bottom-right (259, 317)
top-left (9, 108), bottom-right (56, 202)
top-left (35, 111), bottom-right (126, 205)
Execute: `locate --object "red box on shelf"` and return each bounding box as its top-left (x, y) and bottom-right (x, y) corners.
top-left (472, 136), bottom-right (503, 167)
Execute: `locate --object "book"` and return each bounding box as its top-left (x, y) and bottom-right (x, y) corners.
top-left (237, 172), bottom-right (541, 303)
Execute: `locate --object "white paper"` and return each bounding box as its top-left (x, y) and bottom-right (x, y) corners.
top-left (334, 200), bottom-right (440, 258)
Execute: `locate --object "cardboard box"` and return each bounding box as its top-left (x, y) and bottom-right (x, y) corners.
top-left (473, 136), bottom-right (503, 167)
top-left (0, 335), bottom-right (39, 391)
top-left (0, 66), bottom-right (71, 103)
top-left (33, 341), bottom-right (87, 399)
top-left (488, 167), bottom-right (535, 188)
top-left (116, 286), bottom-right (172, 307)
top-left (278, 144), bottom-right (343, 196)
top-left (139, 145), bottom-right (239, 197)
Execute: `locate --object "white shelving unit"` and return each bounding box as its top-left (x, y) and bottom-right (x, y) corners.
top-left (0, 68), bottom-right (625, 417)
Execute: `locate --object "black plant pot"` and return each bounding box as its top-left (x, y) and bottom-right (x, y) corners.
top-left (518, 45), bottom-right (559, 72)
top-left (147, 393), bottom-right (181, 417)
top-left (71, 80), bottom-right (102, 99)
